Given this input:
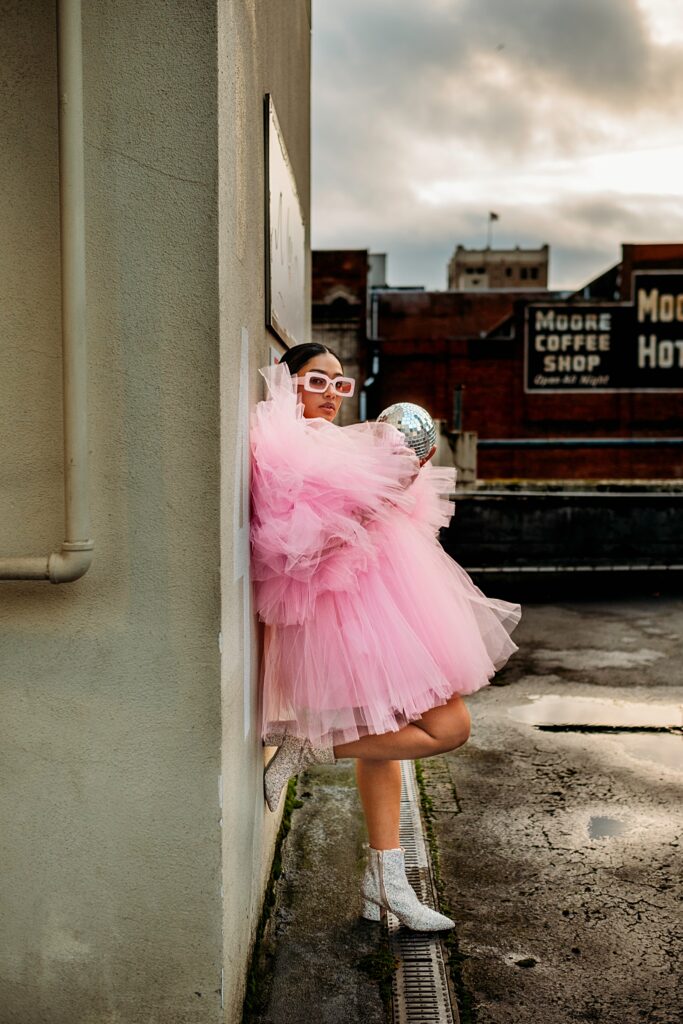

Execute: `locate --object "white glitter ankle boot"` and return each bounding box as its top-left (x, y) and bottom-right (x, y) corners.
top-left (263, 734), bottom-right (336, 812)
top-left (359, 844), bottom-right (455, 931)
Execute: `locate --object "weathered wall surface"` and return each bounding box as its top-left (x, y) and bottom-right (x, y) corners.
top-left (217, 1), bottom-right (311, 1020)
top-left (0, 1), bottom-right (311, 1021)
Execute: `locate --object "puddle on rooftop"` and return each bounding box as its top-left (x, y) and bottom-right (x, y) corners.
top-left (508, 695), bottom-right (683, 773)
top-left (605, 732), bottom-right (683, 773)
top-left (588, 815), bottom-right (628, 840)
top-left (508, 694), bottom-right (682, 730)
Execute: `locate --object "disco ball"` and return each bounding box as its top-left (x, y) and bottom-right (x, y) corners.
top-left (377, 402), bottom-right (437, 461)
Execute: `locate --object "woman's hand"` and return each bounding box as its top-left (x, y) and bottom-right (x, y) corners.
top-left (419, 445), bottom-right (437, 468)
top-left (399, 447), bottom-right (420, 487)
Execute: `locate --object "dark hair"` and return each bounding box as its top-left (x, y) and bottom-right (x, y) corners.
top-left (278, 342), bottom-right (343, 376)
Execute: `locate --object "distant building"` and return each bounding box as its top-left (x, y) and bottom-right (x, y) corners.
top-left (376, 242), bottom-right (683, 480)
top-left (368, 252), bottom-right (388, 289)
top-left (312, 242), bottom-right (683, 480)
top-left (447, 243), bottom-right (549, 290)
top-left (311, 249), bottom-right (369, 425)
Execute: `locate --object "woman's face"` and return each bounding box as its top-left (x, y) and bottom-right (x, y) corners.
top-left (294, 352), bottom-right (347, 422)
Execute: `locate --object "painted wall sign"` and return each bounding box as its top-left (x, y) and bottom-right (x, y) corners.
top-left (264, 94), bottom-right (306, 349)
top-left (524, 271), bottom-right (683, 393)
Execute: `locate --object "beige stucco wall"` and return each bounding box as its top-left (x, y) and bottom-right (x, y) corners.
top-left (217, 0), bottom-right (311, 1020)
top-left (0, 1), bottom-right (310, 1021)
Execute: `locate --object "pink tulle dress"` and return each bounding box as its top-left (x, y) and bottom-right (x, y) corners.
top-left (250, 362), bottom-right (521, 750)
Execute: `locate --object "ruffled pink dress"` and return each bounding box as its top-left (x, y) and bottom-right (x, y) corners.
top-left (250, 362), bottom-right (521, 749)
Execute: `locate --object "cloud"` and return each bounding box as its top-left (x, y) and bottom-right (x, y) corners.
top-left (457, 0), bottom-right (651, 106)
top-left (312, 0), bottom-right (683, 289)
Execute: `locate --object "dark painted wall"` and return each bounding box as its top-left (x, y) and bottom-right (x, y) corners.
top-left (441, 489), bottom-right (683, 569)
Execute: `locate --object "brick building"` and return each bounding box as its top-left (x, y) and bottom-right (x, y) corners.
top-left (311, 249), bottom-right (369, 425)
top-left (372, 243), bottom-right (683, 480)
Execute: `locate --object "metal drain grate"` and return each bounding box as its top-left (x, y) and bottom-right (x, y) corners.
top-left (387, 760), bottom-right (458, 1024)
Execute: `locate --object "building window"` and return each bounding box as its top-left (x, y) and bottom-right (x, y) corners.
top-left (505, 267), bottom-right (512, 277)
top-left (521, 267), bottom-right (528, 280)
top-left (530, 267), bottom-right (538, 279)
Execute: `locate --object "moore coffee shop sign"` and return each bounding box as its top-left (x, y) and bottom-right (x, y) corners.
top-left (524, 271), bottom-right (683, 392)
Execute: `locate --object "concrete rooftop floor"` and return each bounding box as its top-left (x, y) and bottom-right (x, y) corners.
top-left (248, 594), bottom-right (682, 1024)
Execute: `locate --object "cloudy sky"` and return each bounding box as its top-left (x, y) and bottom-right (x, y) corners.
top-left (311, 0), bottom-right (683, 291)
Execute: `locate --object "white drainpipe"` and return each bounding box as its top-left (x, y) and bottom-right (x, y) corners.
top-left (0, 0), bottom-right (93, 583)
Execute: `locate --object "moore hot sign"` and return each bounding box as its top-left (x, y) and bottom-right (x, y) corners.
top-left (524, 271), bottom-right (683, 392)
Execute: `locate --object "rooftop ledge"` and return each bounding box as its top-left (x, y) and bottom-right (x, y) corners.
top-left (453, 479), bottom-right (683, 495)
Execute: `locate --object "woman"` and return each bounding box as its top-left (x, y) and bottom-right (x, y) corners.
top-left (250, 342), bottom-right (521, 931)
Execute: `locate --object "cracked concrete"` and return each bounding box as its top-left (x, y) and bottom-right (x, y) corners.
top-left (531, 647), bottom-right (667, 670)
top-left (427, 595), bottom-right (683, 1024)
top-left (248, 761), bottom-right (389, 1024)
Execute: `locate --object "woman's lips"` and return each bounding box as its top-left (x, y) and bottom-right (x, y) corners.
top-left (320, 402), bottom-right (335, 411)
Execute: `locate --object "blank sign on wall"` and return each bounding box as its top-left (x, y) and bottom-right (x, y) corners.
top-left (264, 93), bottom-right (306, 349)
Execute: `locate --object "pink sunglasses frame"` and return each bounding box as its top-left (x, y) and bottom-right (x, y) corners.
top-left (294, 370), bottom-right (356, 397)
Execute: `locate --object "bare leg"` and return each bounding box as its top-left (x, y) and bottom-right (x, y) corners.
top-left (346, 696), bottom-right (471, 851)
top-left (355, 759), bottom-right (402, 849)
top-left (333, 693), bottom-right (471, 761)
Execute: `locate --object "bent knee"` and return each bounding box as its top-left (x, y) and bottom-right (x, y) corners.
top-left (437, 701), bottom-right (471, 753)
